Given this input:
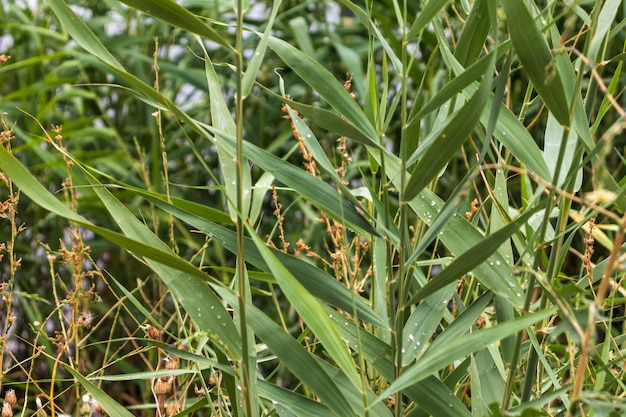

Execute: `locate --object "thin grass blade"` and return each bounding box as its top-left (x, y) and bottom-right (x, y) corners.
top-left (217, 290), bottom-right (358, 417)
top-left (65, 367), bottom-right (135, 417)
top-left (245, 223), bottom-right (362, 389)
top-left (404, 71), bottom-right (491, 201)
top-left (243, 0), bottom-right (282, 96)
top-left (117, 0), bottom-right (231, 49)
top-left (375, 307), bottom-right (557, 403)
top-left (268, 36), bottom-right (379, 143)
top-left (502, 0), bottom-right (570, 125)
top-left (407, 205), bottom-right (539, 306)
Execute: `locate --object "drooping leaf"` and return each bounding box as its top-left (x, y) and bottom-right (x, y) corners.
top-left (117, 0), bottom-right (231, 49)
top-left (65, 367), bottom-right (135, 417)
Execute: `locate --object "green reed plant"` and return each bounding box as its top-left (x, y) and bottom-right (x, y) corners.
top-left (0, 0), bottom-right (625, 416)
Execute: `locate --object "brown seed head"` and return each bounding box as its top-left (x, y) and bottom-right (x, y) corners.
top-left (4, 390), bottom-right (16, 406)
top-left (140, 324), bottom-right (161, 340)
top-left (163, 356), bottom-right (178, 371)
top-left (1, 403), bottom-right (12, 417)
top-left (153, 377), bottom-right (173, 395)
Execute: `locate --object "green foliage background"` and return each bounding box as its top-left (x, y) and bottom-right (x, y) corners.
top-left (0, 0), bottom-right (625, 416)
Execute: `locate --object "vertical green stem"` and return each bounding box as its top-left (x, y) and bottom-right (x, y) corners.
top-left (393, 1), bottom-right (410, 415)
top-left (234, 1), bottom-right (254, 416)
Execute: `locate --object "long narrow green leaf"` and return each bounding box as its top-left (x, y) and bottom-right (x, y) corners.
top-left (82, 176), bottom-right (243, 358)
top-left (336, 0), bottom-right (402, 73)
top-left (404, 72), bottom-right (491, 201)
top-left (402, 283), bottom-right (455, 366)
top-left (243, 0), bottom-right (282, 96)
top-left (454, 0), bottom-right (492, 66)
top-left (65, 367), bottom-right (135, 417)
top-left (204, 123), bottom-right (380, 237)
top-left (407, 0), bottom-right (449, 42)
top-left (375, 149), bottom-right (528, 306)
top-left (375, 307), bottom-right (557, 403)
top-left (324, 305), bottom-right (472, 417)
top-left (200, 43), bottom-right (251, 222)
top-left (587, 0), bottom-right (621, 64)
top-left (543, 113), bottom-right (582, 189)
top-left (117, 0), bottom-right (231, 49)
top-left (46, 0), bottom-right (125, 70)
top-left (130, 187), bottom-right (386, 327)
top-left (502, 0), bottom-right (570, 125)
top-left (268, 36), bottom-right (379, 143)
top-left (436, 35), bottom-right (552, 181)
top-left (408, 46), bottom-right (505, 123)
top-left (261, 86), bottom-right (383, 149)
top-left (407, 205), bottom-right (539, 306)
top-left (0, 145), bottom-right (242, 358)
top-left (216, 290), bottom-right (358, 417)
top-left (245, 224), bottom-right (362, 390)
top-left (151, 340), bottom-right (338, 417)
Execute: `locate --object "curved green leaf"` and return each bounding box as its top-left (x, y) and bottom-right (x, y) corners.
top-left (204, 123), bottom-right (380, 237)
top-left (502, 0), bottom-right (570, 125)
top-left (118, 0), bottom-right (231, 49)
top-left (404, 72), bottom-right (491, 201)
top-left (217, 290), bottom-right (358, 417)
top-left (375, 307), bottom-right (557, 403)
top-left (132, 188), bottom-right (386, 327)
top-left (268, 36), bottom-right (379, 144)
top-left (454, 0), bottom-right (493, 66)
top-left (65, 367), bottom-right (135, 417)
top-left (407, 205), bottom-right (539, 307)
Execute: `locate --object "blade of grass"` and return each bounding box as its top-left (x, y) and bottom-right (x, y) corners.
top-left (117, 0), bottom-right (231, 49)
top-left (323, 304), bottom-right (472, 417)
top-left (242, 0), bottom-right (282, 97)
top-left (375, 307), bottom-right (557, 403)
top-left (502, 0), bottom-right (570, 125)
top-left (406, 0), bottom-right (448, 42)
top-left (244, 222), bottom-right (362, 389)
top-left (128, 187), bottom-right (386, 327)
top-left (0, 144), bottom-right (243, 358)
top-left (268, 36), bottom-right (379, 143)
top-left (401, 282), bottom-right (455, 366)
top-left (406, 205), bottom-right (539, 306)
top-left (216, 289), bottom-right (358, 417)
top-left (204, 123), bottom-right (380, 237)
top-left (403, 69), bottom-right (491, 201)
top-left (65, 366), bottom-right (135, 417)
top-left (199, 41), bottom-right (251, 222)
top-left (408, 46), bottom-right (506, 124)
top-left (454, 0), bottom-right (492, 66)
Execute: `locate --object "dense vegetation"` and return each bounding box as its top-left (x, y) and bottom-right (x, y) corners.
top-left (0, 0), bottom-right (625, 416)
